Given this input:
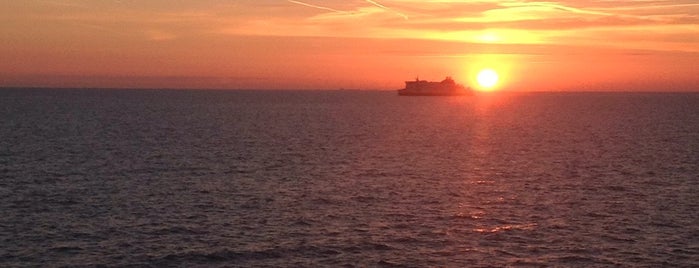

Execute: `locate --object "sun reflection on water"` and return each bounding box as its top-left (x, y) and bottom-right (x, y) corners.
top-left (474, 223), bottom-right (538, 233)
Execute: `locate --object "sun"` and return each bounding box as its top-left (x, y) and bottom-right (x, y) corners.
top-left (476, 69), bottom-right (499, 89)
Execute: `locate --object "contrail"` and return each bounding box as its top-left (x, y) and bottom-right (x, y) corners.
top-left (287, 0), bottom-right (408, 19)
top-left (501, 2), bottom-right (611, 16)
top-left (365, 0), bottom-right (408, 19)
top-left (287, 0), bottom-right (348, 14)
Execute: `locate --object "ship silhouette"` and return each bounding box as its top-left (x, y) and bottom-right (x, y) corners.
top-left (397, 76), bottom-right (472, 96)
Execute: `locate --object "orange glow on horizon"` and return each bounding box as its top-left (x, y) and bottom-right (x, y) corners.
top-left (0, 1), bottom-right (697, 90)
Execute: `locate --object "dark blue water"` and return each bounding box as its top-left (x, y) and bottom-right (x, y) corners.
top-left (1, 89), bottom-right (697, 267)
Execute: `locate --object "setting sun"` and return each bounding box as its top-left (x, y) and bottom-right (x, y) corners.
top-left (476, 69), bottom-right (499, 89)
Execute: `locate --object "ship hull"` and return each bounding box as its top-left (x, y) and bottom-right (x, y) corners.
top-left (397, 89), bottom-right (471, 96)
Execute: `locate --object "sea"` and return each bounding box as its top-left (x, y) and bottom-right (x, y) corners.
top-left (1, 88), bottom-right (697, 267)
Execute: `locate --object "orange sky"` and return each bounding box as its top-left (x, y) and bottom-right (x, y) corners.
top-left (1, 0), bottom-right (698, 91)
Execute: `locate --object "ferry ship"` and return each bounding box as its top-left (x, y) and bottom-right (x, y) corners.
top-left (397, 76), bottom-right (471, 96)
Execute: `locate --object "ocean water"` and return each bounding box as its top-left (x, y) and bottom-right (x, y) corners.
top-left (0, 88), bottom-right (697, 267)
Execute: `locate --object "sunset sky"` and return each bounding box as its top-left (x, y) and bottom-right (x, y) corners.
top-left (1, 0), bottom-right (698, 91)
